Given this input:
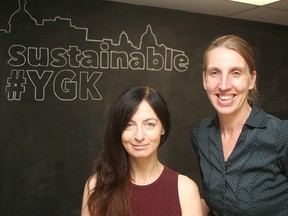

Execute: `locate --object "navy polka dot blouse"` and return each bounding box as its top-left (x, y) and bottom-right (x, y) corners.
top-left (191, 105), bottom-right (288, 216)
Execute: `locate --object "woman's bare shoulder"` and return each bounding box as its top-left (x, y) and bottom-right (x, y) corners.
top-left (178, 174), bottom-right (203, 215)
top-left (86, 174), bottom-right (97, 192)
top-left (81, 174), bottom-right (97, 216)
top-left (178, 174), bottom-right (199, 193)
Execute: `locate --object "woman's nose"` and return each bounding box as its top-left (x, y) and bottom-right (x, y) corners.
top-left (134, 127), bottom-right (145, 141)
top-left (219, 74), bottom-right (231, 90)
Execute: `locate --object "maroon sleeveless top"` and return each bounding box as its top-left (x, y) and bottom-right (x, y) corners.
top-left (131, 166), bottom-right (181, 216)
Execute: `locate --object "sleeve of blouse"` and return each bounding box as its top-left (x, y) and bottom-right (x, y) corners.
top-left (283, 149), bottom-right (288, 176)
top-left (191, 123), bottom-right (200, 160)
top-left (279, 120), bottom-right (288, 177)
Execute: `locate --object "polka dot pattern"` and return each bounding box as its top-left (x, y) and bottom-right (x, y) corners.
top-left (191, 105), bottom-right (288, 216)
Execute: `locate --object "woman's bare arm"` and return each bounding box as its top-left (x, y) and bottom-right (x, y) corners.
top-left (201, 198), bottom-right (210, 216)
top-left (178, 174), bottom-right (204, 216)
top-left (81, 175), bottom-right (96, 216)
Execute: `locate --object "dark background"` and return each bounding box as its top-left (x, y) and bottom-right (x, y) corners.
top-left (0, 0), bottom-right (288, 215)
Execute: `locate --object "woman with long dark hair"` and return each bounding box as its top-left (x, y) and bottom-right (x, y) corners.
top-left (81, 85), bottom-right (203, 216)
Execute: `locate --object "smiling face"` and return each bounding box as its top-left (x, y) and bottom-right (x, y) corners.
top-left (203, 47), bottom-right (256, 116)
top-left (121, 100), bottom-right (164, 159)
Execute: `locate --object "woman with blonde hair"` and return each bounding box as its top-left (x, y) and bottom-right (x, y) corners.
top-left (192, 35), bottom-right (288, 215)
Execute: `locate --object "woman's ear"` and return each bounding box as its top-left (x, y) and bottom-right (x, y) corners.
top-left (249, 70), bottom-right (257, 90)
top-left (202, 71), bottom-right (207, 90)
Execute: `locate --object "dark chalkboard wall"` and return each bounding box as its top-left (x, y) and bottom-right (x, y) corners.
top-left (1, 0), bottom-right (288, 215)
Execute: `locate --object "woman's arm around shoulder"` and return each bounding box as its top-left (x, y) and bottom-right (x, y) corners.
top-left (81, 175), bottom-right (97, 216)
top-left (178, 174), bottom-right (204, 216)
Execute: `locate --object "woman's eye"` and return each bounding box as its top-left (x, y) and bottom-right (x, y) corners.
top-left (231, 71), bottom-right (241, 77)
top-left (144, 122), bottom-right (156, 129)
top-left (126, 122), bottom-right (135, 130)
top-left (209, 71), bottom-right (219, 77)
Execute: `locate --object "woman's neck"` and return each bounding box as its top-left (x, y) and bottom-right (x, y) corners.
top-left (218, 103), bottom-right (252, 135)
top-left (130, 158), bottom-right (164, 185)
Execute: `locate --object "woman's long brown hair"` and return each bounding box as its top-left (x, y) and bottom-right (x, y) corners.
top-left (86, 86), bottom-right (170, 215)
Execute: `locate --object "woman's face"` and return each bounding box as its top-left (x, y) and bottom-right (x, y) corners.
top-left (121, 100), bottom-right (164, 159)
top-left (203, 47), bottom-right (256, 116)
